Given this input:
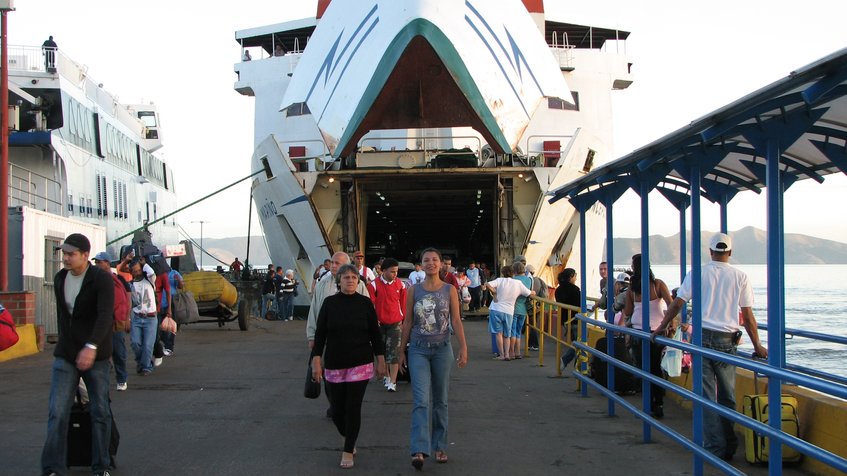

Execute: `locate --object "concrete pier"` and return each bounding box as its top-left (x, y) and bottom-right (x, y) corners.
top-left (0, 317), bottom-right (808, 475)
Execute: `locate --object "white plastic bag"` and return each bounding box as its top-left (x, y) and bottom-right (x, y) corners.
top-left (660, 327), bottom-right (683, 377)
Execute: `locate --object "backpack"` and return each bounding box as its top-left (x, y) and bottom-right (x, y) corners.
top-left (0, 304), bottom-right (20, 351)
top-left (112, 275), bottom-right (131, 332)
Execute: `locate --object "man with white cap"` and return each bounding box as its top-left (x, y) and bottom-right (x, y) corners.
top-left (41, 233), bottom-right (115, 476)
top-left (653, 232), bottom-right (767, 461)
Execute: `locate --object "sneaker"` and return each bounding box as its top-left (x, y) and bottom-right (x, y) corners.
top-left (153, 357), bottom-right (163, 367)
top-left (94, 471), bottom-right (111, 476)
top-left (387, 383), bottom-right (397, 392)
top-left (382, 376), bottom-right (391, 388)
top-left (163, 349), bottom-right (173, 356)
top-left (528, 346), bottom-right (539, 351)
top-left (116, 382), bottom-right (127, 391)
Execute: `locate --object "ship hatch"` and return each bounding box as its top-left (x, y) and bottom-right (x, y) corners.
top-left (339, 36), bottom-right (505, 158)
top-left (357, 175), bottom-right (497, 266)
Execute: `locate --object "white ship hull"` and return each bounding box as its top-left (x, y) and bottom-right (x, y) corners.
top-left (7, 45), bottom-right (180, 333)
top-left (235, 0), bottom-right (633, 297)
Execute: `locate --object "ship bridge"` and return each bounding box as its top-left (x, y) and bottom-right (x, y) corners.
top-left (549, 48), bottom-right (847, 475)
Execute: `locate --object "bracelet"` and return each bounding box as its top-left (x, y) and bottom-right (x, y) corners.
top-left (84, 343), bottom-right (98, 351)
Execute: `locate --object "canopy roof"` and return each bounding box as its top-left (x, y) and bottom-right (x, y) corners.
top-left (549, 47), bottom-right (847, 207)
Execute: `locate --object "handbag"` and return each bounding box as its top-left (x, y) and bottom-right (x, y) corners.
top-left (660, 327), bottom-right (684, 377)
top-left (304, 358), bottom-right (321, 399)
top-left (0, 305), bottom-right (20, 351)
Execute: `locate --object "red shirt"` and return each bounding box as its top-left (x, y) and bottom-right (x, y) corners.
top-left (368, 277), bottom-right (406, 325)
top-left (155, 273), bottom-right (171, 311)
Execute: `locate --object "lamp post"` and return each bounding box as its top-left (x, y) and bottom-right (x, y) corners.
top-left (0, 1), bottom-right (14, 291)
top-left (191, 220), bottom-right (209, 270)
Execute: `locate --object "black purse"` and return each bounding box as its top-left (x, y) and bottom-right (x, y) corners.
top-left (304, 358), bottom-right (321, 399)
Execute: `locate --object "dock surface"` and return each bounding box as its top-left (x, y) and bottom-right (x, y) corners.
top-left (0, 317), bottom-right (808, 475)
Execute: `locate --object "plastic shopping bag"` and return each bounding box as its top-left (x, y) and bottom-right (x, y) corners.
top-left (660, 327), bottom-right (683, 377)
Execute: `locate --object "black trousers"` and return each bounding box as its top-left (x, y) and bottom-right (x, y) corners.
top-left (632, 337), bottom-right (666, 405)
top-left (326, 379), bottom-right (369, 453)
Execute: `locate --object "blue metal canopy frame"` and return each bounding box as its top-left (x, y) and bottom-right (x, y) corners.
top-left (551, 47), bottom-right (847, 476)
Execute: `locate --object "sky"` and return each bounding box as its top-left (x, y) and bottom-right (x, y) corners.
top-left (10, 0), bottom-right (847, 245)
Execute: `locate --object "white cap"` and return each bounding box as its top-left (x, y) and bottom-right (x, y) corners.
top-left (615, 272), bottom-right (630, 283)
top-left (709, 233), bottom-right (732, 252)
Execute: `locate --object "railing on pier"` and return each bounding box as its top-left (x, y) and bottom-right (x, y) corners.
top-left (8, 163), bottom-right (64, 215)
top-left (525, 295), bottom-right (600, 376)
top-left (570, 316), bottom-right (847, 475)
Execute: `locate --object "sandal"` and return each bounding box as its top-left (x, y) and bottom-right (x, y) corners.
top-left (435, 451), bottom-right (449, 463)
top-left (412, 453), bottom-right (424, 470)
top-left (340, 452), bottom-right (355, 469)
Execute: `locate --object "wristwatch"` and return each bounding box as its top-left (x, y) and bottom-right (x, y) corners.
top-left (84, 343), bottom-right (98, 351)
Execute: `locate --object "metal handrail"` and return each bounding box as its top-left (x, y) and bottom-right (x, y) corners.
top-left (525, 296), bottom-right (599, 376)
top-left (757, 323), bottom-right (847, 346)
top-left (576, 315), bottom-right (847, 473)
top-left (358, 135), bottom-right (482, 164)
top-left (8, 163), bottom-right (63, 213)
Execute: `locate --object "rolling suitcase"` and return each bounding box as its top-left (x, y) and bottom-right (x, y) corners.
top-left (742, 374), bottom-right (802, 464)
top-left (66, 397), bottom-right (92, 467)
top-left (67, 391), bottom-right (120, 469)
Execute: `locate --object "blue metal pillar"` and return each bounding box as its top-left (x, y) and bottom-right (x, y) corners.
top-left (689, 164), bottom-right (704, 476)
top-left (765, 139), bottom-right (785, 473)
top-left (579, 205), bottom-right (589, 398)
top-left (639, 181), bottom-right (652, 442)
top-left (679, 209), bottom-right (688, 324)
top-left (603, 198), bottom-right (616, 417)
top-left (719, 195), bottom-right (729, 233)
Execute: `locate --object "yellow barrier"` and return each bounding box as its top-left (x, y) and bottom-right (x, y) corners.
top-left (0, 324), bottom-right (39, 362)
top-left (524, 295), bottom-right (598, 377)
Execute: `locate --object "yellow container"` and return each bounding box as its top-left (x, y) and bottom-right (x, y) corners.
top-left (183, 271), bottom-right (238, 307)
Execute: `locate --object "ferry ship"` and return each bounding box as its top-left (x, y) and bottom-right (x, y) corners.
top-left (234, 0), bottom-right (633, 296)
top-left (6, 44), bottom-right (179, 333)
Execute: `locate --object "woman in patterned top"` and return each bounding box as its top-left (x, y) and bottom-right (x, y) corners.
top-left (398, 248), bottom-right (468, 470)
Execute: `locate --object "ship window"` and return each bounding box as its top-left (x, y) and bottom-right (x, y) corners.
top-left (286, 102), bottom-right (311, 117)
top-left (583, 148), bottom-right (596, 173)
top-left (44, 237), bottom-right (63, 284)
top-left (96, 173), bottom-right (102, 217)
top-left (113, 180), bottom-right (119, 218)
top-left (101, 175), bottom-right (108, 218)
top-left (79, 196), bottom-right (85, 216)
top-left (87, 197), bottom-right (93, 217)
top-left (138, 111), bottom-right (157, 128)
top-left (260, 156), bottom-right (273, 178)
top-left (548, 91), bottom-right (579, 111)
top-left (68, 192), bottom-right (74, 214)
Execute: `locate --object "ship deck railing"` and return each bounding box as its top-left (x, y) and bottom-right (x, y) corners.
top-left (8, 163), bottom-right (64, 215)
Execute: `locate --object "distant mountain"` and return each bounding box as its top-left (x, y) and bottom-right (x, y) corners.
top-left (194, 227), bottom-right (847, 268)
top-left (191, 236), bottom-right (271, 269)
top-left (611, 226), bottom-right (847, 264)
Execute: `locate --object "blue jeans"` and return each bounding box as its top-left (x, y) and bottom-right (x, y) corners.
top-left (111, 330), bottom-right (128, 384)
top-left (701, 329), bottom-right (739, 457)
top-left (130, 314), bottom-right (158, 372)
top-left (283, 293), bottom-right (295, 319)
top-left (260, 293), bottom-right (276, 317)
top-left (409, 340), bottom-right (453, 456)
top-left (41, 358), bottom-right (112, 475)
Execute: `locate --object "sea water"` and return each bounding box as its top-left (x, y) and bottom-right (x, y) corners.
top-left (622, 264), bottom-right (847, 381)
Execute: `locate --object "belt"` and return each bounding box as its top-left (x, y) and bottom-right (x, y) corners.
top-left (137, 312), bottom-right (157, 317)
top-left (702, 328), bottom-right (736, 338)
top-left (411, 340), bottom-right (450, 348)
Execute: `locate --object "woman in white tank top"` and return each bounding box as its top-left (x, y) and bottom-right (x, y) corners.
top-left (623, 254), bottom-right (673, 418)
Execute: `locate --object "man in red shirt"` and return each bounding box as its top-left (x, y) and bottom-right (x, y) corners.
top-left (368, 258), bottom-right (407, 392)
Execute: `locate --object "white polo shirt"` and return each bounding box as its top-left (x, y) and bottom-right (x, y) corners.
top-left (677, 260), bottom-right (753, 332)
